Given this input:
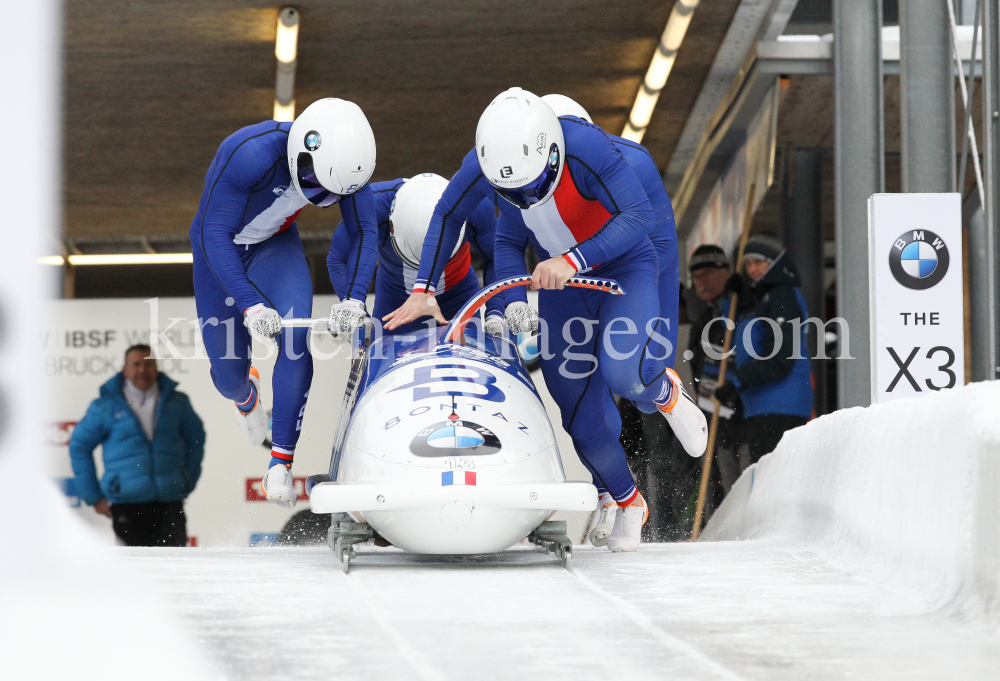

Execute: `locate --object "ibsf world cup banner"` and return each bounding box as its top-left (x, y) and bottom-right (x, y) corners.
top-left (868, 193), bottom-right (964, 404)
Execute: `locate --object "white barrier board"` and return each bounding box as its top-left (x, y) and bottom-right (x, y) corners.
top-left (868, 193), bottom-right (964, 404)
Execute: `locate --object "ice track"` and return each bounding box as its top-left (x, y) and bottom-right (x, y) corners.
top-left (122, 542), bottom-right (1000, 681)
top-left (120, 383), bottom-right (1000, 680)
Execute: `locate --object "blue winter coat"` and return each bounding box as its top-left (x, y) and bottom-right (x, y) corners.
top-left (69, 373), bottom-right (206, 505)
top-left (731, 252), bottom-right (814, 420)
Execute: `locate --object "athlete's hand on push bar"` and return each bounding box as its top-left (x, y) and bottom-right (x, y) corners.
top-left (382, 291), bottom-right (448, 330)
top-left (531, 256), bottom-right (578, 291)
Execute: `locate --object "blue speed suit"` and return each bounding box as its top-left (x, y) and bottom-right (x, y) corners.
top-left (611, 135), bottom-right (679, 367)
top-left (413, 117), bottom-right (673, 505)
top-left (327, 178), bottom-right (503, 336)
top-left (190, 120), bottom-right (378, 453)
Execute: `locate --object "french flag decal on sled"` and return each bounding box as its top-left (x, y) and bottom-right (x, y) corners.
top-left (442, 471), bottom-right (476, 486)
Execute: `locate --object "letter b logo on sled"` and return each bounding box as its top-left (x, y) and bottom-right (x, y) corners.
top-left (390, 364), bottom-right (505, 403)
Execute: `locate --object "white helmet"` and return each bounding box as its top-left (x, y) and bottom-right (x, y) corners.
top-left (389, 174), bottom-right (464, 268)
top-left (476, 87), bottom-right (564, 209)
top-left (541, 94), bottom-right (593, 124)
top-left (288, 98), bottom-right (376, 207)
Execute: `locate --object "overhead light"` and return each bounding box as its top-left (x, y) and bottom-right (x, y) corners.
top-left (273, 7), bottom-right (299, 122)
top-left (622, 0), bottom-right (701, 143)
top-left (37, 253), bottom-right (194, 266)
top-left (274, 7), bottom-right (299, 63)
top-left (273, 100), bottom-right (295, 122)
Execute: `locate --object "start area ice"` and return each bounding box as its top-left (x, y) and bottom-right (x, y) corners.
top-left (121, 542), bottom-right (1000, 681)
top-left (12, 380), bottom-right (1000, 679)
top-left (112, 382), bottom-right (1000, 680)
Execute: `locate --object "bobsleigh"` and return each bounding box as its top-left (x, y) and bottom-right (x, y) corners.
top-left (303, 276), bottom-right (623, 571)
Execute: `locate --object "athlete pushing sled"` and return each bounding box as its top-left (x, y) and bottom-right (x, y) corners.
top-left (189, 98), bottom-right (379, 508)
top-left (387, 88), bottom-right (708, 551)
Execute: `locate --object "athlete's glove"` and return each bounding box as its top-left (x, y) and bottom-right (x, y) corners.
top-left (243, 303), bottom-right (282, 340)
top-left (504, 302), bottom-right (539, 335)
top-left (328, 299), bottom-right (367, 336)
top-left (484, 313), bottom-right (506, 337)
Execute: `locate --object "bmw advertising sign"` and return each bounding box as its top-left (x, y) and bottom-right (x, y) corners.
top-left (869, 194), bottom-right (964, 404)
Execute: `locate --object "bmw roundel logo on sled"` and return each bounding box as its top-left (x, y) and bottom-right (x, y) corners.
top-left (410, 420), bottom-right (502, 457)
top-left (889, 229), bottom-right (950, 290)
top-left (304, 130), bottom-right (321, 151)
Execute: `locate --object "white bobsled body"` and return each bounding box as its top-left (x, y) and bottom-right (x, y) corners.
top-left (309, 327), bottom-right (597, 554)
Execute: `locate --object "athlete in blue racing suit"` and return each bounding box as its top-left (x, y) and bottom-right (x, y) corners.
top-left (384, 90), bottom-right (705, 551)
top-left (612, 136), bottom-right (680, 367)
top-left (540, 94), bottom-right (680, 366)
top-left (327, 178), bottom-right (502, 336)
top-left (190, 113), bottom-right (378, 505)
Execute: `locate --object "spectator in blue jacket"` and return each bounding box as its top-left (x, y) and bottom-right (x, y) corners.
top-left (714, 234), bottom-right (813, 464)
top-left (69, 344), bottom-right (205, 546)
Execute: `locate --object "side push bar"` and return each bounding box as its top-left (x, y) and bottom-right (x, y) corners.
top-left (443, 275), bottom-right (624, 344)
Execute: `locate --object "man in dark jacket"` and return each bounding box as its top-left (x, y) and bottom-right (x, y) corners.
top-left (715, 234), bottom-right (813, 464)
top-left (687, 244), bottom-right (744, 494)
top-left (688, 245), bottom-right (737, 418)
top-left (69, 344), bottom-right (206, 546)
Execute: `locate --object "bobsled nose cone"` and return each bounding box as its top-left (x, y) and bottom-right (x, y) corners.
top-left (439, 501), bottom-right (473, 530)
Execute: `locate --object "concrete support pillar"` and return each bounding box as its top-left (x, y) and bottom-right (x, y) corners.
top-left (976, 0), bottom-right (1000, 379)
top-left (958, 0), bottom-right (978, 25)
top-left (783, 149), bottom-right (826, 413)
top-left (899, 0), bottom-right (956, 193)
top-left (967, 205), bottom-right (994, 379)
top-left (833, 0), bottom-right (884, 409)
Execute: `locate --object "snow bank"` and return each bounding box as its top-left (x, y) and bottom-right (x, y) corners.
top-left (703, 382), bottom-right (1000, 622)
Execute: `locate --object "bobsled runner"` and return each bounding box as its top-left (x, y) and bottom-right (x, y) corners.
top-left (300, 276), bottom-right (624, 572)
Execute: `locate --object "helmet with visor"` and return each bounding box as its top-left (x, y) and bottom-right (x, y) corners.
top-left (287, 98), bottom-right (377, 207)
top-left (476, 88), bottom-right (565, 210)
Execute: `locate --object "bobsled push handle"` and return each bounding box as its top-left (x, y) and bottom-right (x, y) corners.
top-left (280, 317), bottom-right (374, 347)
top-left (280, 317), bottom-right (327, 328)
top-left (443, 275), bottom-right (624, 344)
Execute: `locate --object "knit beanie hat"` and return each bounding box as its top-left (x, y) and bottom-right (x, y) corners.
top-left (688, 244), bottom-right (729, 272)
top-left (742, 233), bottom-right (783, 262)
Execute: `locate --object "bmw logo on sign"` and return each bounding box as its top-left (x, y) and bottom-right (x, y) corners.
top-left (888, 229), bottom-right (950, 290)
top-left (304, 131), bottom-right (322, 151)
top-left (410, 420), bottom-right (502, 457)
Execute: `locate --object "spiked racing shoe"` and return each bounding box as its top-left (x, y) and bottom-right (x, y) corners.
top-left (234, 367), bottom-right (268, 447)
top-left (588, 492), bottom-right (617, 547)
top-left (262, 463), bottom-right (297, 509)
top-left (607, 492), bottom-right (648, 552)
top-left (657, 368), bottom-right (708, 457)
